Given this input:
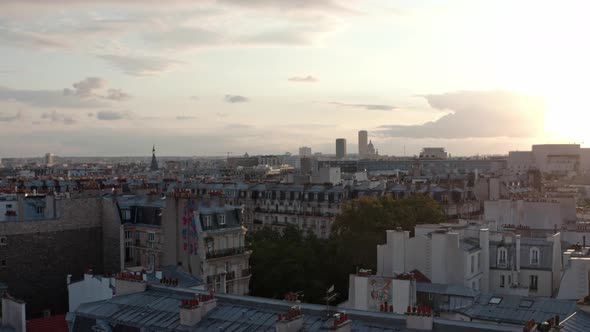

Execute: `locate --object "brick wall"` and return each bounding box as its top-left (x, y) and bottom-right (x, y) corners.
top-left (0, 197), bottom-right (106, 318)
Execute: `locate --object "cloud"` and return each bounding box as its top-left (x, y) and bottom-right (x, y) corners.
top-left (176, 115), bottom-right (197, 120)
top-left (288, 75), bottom-right (318, 82)
top-left (329, 102), bottom-right (396, 111)
top-left (0, 86), bottom-right (106, 108)
top-left (41, 110), bottom-right (76, 124)
top-left (0, 77), bottom-right (129, 108)
top-left (143, 27), bottom-right (222, 50)
top-left (0, 110), bottom-right (24, 122)
top-left (104, 88), bottom-right (131, 101)
top-left (224, 95), bottom-right (249, 103)
top-left (216, 112), bottom-right (229, 118)
top-left (190, 96), bottom-right (199, 101)
top-left (238, 26), bottom-right (324, 46)
top-left (63, 77), bottom-right (105, 97)
top-left (377, 91), bottom-right (546, 139)
top-left (96, 110), bottom-right (132, 120)
top-left (0, 27), bottom-right (69, 50)
top-left (217, 0), bottom-right (355, 14)
top-left (98, 54), bottom-right (181, 76)
top-left (225, 123), bottom-right (252, 129)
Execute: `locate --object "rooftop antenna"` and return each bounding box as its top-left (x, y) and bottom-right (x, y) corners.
top-left (324, 285), bottom-right (338, 316)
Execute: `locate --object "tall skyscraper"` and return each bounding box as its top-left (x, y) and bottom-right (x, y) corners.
top-left (336, 138), bottom-right (347, 159)
top-left (358, 130), bottom-right (368, 158)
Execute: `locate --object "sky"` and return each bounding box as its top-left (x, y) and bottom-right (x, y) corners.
top-left (0, 0), bottom-right (589, 157)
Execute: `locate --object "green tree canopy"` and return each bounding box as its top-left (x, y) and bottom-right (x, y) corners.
top-left (247, 194), bottom-right (446, 305)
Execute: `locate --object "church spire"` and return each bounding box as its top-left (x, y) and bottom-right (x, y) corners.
top-left (150, 145), bottom-right (159, 171)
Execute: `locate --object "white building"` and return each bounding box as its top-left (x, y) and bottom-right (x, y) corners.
top-left (312, 167), bottom-right (341, 185)
top-left (508, 144), bottom-right (590, 176)
top-left (484, 198), bottom-right (576, 230)
top-left (347, 223), bottom-right (564, 314)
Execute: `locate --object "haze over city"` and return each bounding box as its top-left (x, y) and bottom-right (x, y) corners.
top-left (1, 0), bottom-right (588, 157)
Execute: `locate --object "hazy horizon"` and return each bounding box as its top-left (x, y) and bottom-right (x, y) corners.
top-left (1, 0), bottom-right (588, 157)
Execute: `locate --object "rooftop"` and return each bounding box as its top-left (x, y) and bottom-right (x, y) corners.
top-left (72, 286), bottom-right (520, 332)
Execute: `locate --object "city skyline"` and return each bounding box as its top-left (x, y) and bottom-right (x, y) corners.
top-left (1, 0), bottom-right (589, 157)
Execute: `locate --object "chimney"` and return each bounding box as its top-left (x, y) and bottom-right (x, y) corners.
top-left (516, 235), bottom-right (521, 273)
top-left (326, 312), bottom-right (351, 332)
top-left (2, 293), bottom-right (26, 332)
top-left (405, 306), bottom-right (433, 331)
top-left (179, 299), bottom-right (202, 327)
top-left (479, 229), bottom-right (490, 292)
top-left (276, 306), bottom-right (304, 332)
top-left (198, 293), bottom-right (217, 316)
top-left (114, 273), bottom-right (147, 296)
top-left (219, 272), bottom-right (227, 294)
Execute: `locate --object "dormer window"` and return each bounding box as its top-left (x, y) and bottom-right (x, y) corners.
top-left (203, 215), bottom-right (212, 229)
top-left (218, 214), bottom-right (226, 226)
top-left (497, 247), bottom-right (507, 267)
top-left (530, 247), bottom-right (540, 265)
top-left (122, 209), bottom-right (131, 221)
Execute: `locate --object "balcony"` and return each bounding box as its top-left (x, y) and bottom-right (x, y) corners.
top-left (205, 247), bottom-right (249, 259)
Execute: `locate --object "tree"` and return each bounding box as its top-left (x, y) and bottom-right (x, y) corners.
top-left (247, 194), bottom-right (446, 305)
top-left (327, 194), bottom-right (446, 302)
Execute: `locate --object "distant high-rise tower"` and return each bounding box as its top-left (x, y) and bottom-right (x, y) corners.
top-left (358, 130), bottom-right (368, 158)
top-left (336, 138), bottom-right (347, 159)
top-left (150, 145), bottom-right (159, 171)
top-left (299, 146), bottom-right (312, 157)
top-left (45, 152), bottom-right (55, 167)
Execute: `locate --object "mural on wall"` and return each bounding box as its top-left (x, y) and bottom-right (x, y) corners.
top-left (368, 277), bottom-right (393, 310)
top-left (182, 199), bottom-right (199, 255)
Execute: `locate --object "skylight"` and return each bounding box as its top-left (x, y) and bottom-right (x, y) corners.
top-left (519, 300), bottom-right (534, 308)
top-left (488, 297), bottom-right (503, 305)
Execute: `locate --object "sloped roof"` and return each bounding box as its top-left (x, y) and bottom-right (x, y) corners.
top-left (73, 287), bottom-right (519, 332)
top-left (458, 293), bottom-right (577, 325)
top-left (561, 310), bottom-right (590, 332)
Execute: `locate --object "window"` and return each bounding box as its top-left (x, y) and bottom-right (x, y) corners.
top-left (477, 252), bottom-right (481, 270)
top-left (225, 262), bottom-right (230, 272)
top-left (36, 206), bottom-right (44, 214)
top-left (0, 236), bottom-right (6, 246)
top-left (529, 275), bottom-right (538, 291)
top-left (488, 297), bottom-right (503, 305)
top-left (508, 275), bottom-right (512, 287)
top-left (1, 258), bottom-right (6, 269)
top-left (500, 275), bottom-right (505, 288)
top-left (122, 209), bottom-right (131, 221)
top-left (530, 247), bottom-right (540, 265)
top-left (497, 247), bottom-right (508, 266)
top-left (519, 300), bottom-right (534, 308)
top-left (6, 204), bottom-right (12, 208)
top-left (207, 240), bottom-right (213, 253)
top-left (218, 214), bottom-right (226, 226)
top-left (472, 281), bottom-right (476, 289)
top-left (147, 232), bottom-right (155, 248)
top-left (204, 215), bottom-right (212, 229)
top-left (470, 255), bottom-right (475, 274)
top-left (148, 254), bottom-right (155, 268)
top-left (125, 231), bottom-right (132, 240)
